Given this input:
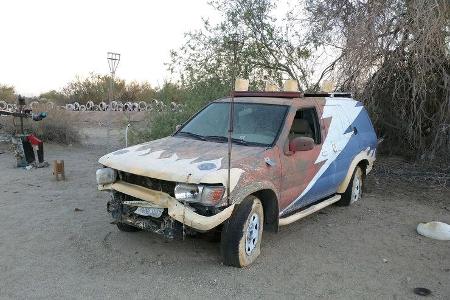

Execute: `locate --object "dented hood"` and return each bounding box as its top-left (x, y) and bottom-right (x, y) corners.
top-left (98, 136), bottom-right (265, 186)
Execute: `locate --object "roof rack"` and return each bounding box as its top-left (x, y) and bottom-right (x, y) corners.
top-left (231, 91), bottom-right (353, 99)
top-left (231, 91), bottom-right (303, 98)
top-left (304, 92), bottom-right (353, 98)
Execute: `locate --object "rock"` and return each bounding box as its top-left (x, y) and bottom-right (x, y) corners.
top-left (417, 222), bottom-right (450, 240)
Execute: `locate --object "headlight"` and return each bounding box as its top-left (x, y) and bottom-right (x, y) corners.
top-left (174, 183), bottom-right (225, 206)
top-left (96, 168), bottom-right (117, 185)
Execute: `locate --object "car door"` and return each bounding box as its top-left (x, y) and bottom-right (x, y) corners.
top-left (279, 105), bottom-right (335, 215)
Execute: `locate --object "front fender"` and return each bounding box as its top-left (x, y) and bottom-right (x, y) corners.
top-left (231, 180), bottom-right (279, 205)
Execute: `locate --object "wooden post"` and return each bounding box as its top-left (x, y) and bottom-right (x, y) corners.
top-left (53, 160), bottom-right (65, 181)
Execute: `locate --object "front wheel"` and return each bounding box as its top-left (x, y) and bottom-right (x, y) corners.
top-left (220, 195), bottom-right (264, 267)
top-left (338, 166), bottom-right (363, 206)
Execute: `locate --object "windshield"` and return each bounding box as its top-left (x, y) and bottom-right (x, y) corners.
top-left (176, 102), bottom-right (288, 146)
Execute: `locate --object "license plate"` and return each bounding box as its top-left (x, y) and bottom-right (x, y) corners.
top-left (134, 207), bottom-right (164, 218)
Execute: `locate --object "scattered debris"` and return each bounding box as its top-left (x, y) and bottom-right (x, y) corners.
top-left (413, 287), bottom-right (431, 296)
top-left (53, 160), bottom-right (65, 181)
top-left (210, 279), bottom-right (218, 285)
top-left (417, 222), bottom-right (450, 240)
top-left (74, 208), bottom-right (83, 212)
top-left (372, 158), bottom-right (449, 188)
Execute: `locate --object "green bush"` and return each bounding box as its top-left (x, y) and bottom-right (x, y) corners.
top-left (129, 78), bottom-right (229, 144)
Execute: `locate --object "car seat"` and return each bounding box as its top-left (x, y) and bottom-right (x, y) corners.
top-left (289, 119), bottom-right (313, 139)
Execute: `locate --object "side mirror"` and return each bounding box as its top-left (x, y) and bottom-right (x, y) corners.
top-left (289, 137), bottom-right (314, 152)
top-left (175, 124), bottom-right (181, 131)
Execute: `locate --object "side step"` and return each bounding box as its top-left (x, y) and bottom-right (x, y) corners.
top-left (279, 195), bottom-right (341, 226)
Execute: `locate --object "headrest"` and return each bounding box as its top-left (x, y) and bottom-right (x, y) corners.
top-left (292, 119), bottom-right (312, 133)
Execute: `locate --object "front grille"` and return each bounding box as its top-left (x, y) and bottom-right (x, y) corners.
top-left (118, 171), bottom-right (176, 197)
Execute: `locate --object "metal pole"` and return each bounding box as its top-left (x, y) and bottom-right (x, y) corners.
top-left (227, 39), bottom-right (239, 206)
top-left (107, 52), bottom-right (120, 151)
top-left (17, 95), bottom-right (26, 134)
top-left (125, 123), bottom-right (130, 147)
top-left (107, 71), bottom-right (113, 149)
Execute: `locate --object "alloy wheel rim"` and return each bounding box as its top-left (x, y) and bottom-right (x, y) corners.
top-left (351, 175), bottom-right (361, 203)
top-left (245, 213), bottom-right (260, 255)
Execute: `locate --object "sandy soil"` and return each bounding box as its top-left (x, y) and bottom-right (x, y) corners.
top-left (0, 130), bottom-right (449, 299)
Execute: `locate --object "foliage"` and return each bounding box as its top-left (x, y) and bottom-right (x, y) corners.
top-left (169, 0), bottom-right (313, 90)
top-left (120, 81), bottom-right (157, 103)
top-left (30, 108), bottom-right (80, 144)
top-left (0, 84), bottom-right (16, 103)
top-left (135, 0), bottom-right (318, 144)
top-left (39, 90), bottom-right (69, 105)
top-left (39, 74), bottom-right (170, 106)
top-left (129, 77), bottom-right (229, 144)
top-left (0, 106), bottom-right (80, 144)
top-left (61, 73), bottom-right (121, 105)
top-left (305, 0), bottom-right (450, 159)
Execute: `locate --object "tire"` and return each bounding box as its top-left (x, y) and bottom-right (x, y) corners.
top-left (338, 166), bottom-right (363, 206)
top-left (116, 222), bottom-right (141, 232)
top-left (220, 195), bottom-right (264, 267)
top-left (202, 228), bottom-right (222, 243)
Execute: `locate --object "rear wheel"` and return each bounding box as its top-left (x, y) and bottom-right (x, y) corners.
top-left (116, 222), bottom-right (141, 232)
top-left (220, 195), bottom-right (264, 267)
top-left (338, 166), bottom-right (363, 206)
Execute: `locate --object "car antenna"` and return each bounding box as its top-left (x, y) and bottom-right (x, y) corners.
top-left (227, 34), bottom-right (240, 206)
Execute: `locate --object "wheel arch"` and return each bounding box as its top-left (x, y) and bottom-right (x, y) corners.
top-left (231, 181), bottom-right (280, 233)
top-left (252, 189), bottom-right (279, 233)
top-left (337, 151), bottom-right (374, 193)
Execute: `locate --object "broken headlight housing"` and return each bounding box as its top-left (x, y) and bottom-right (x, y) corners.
top-left (174, 183), bottom-right (225, 206)
top-left (96, 167), bottom-right (117, 185)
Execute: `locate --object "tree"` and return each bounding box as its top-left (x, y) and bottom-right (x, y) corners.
top-left (61, 73), bottom-right (118, 105)
top-left (305, 0), bottom-right (450, 158)
top-left (39, 90), bottom-right (68, 105)
top-left (169, 0), bottom-right (313, 91)
top-left (57, 73), bottom-right (163, 105)
top-left (0, 84), bottom-right (16, 103)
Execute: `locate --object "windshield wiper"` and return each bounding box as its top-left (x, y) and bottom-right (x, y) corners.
top-left (205, 135), bottom-right (249, 146)
top-left (177, 131), bottom-right (206, 141)
top-left (231, 138), bottom-right (249, 146)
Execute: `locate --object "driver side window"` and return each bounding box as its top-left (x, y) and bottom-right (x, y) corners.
top-left (288, 107), bottom-right (321, 144)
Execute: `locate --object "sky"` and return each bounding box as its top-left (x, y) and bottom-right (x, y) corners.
top-left (0, 0), bottom-right (216, 96)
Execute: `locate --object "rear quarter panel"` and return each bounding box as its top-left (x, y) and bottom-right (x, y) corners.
top-left (332, 99), bottom-right (377, 189)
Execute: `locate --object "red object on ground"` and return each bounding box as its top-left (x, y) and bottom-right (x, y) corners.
top-left (26, 134), bottom-right (42, 146)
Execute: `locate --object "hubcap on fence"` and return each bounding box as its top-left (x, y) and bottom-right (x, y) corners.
top-left (245, 213), bottom-right (260, 255)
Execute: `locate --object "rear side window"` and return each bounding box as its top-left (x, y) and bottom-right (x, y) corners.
top-left (288, 107), bottom-right (321, 144)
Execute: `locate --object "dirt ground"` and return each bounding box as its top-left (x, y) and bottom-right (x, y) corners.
top-left (0, 124), bottom-right (449, 299)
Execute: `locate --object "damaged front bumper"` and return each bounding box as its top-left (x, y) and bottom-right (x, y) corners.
top-left (99, 181), bottom-right (235, 232)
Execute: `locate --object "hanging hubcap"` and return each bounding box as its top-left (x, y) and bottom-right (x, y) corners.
top-left (245, 213), bottom-right (260, 255)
